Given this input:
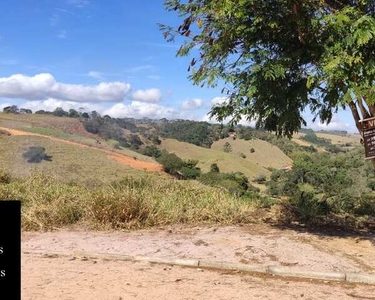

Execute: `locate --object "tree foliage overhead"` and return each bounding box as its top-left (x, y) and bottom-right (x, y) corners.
top-left (161, 0), bottom-right (375, 137)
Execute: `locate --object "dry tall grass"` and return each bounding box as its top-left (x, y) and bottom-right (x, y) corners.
top-left (0, 172), bottom-right (259, 231)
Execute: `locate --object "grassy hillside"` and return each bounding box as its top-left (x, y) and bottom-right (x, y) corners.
top-left (315, 132), bottom-right (361, 145)
top-left (0, 113), bottom-right (157, 161)
top-left (211, 137), bottom-right (292, 170)
top-left (0, 113), bottom-right (93, 137)
top-left (159, 138), bottom-right (271, 179)
top-left (0, 134), bottom-right (150, 184)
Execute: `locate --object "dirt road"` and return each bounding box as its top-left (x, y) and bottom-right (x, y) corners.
top-left (0, 126), bottom-right (163, 172)
top-left (22, 225), bottom-right (375, 299)
top-left (22, 254), bottom-right (375, 300)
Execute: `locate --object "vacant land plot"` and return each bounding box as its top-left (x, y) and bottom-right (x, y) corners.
top-left (22, 225), bottom-right (375, 300)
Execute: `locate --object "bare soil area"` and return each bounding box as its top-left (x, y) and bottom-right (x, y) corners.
top-left (22, 225), bottom-right (375, 299)
top-left (22, 254), bottom-right (375, 300)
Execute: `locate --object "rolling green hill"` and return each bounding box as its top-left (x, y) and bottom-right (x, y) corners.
top-left (159, 138), bottom-right (272, 179)
top-left (211, 137), bottom-right (292, 170)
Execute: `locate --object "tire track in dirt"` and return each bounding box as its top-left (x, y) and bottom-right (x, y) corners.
top-left (0, 126), bottom-right (163, 172)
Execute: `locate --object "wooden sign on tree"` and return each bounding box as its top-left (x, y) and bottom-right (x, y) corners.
top-left (360, 117), bottom-right (375, 160)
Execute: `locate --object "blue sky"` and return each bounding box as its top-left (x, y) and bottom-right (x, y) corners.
top-left (0, 0), bottom-right (356, 132)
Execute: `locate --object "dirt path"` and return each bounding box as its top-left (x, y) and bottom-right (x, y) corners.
top-left (22, 225), bottom-right (375, 274)
top-left (22, 253), bottom-right (375, 300)
top-left (0, 126), bottom-right (163, 172)
top-left (22, 225), bottom-right (375, 300)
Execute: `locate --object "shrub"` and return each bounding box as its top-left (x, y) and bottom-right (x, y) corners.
top-left (35, 110), bottom-right (47, 114)
top-left (219, 179), bottom-right (244, 197)
top-left (128, 134), bottom-right (143, 150)
top-left (0, 129), bottom-right (10, 136)
top-left (22, 147), bottom-right (52, 163)
top-left (223, 142), bottom-right (232, 153)
top-left (250, 148), bottom-right (255, 153)
top-left (142, 146), bottom-right (162, 158)
top-left (68, 109), bottom-right (80, 118)
top-left (199, 171), bottom-right (250, 197)
top-left (20, 108), bottom-right (32, 114)
top-left (367, 179), bottom-right (375, 191)
top-left (151, 135), bottom-right (162, 145)
top-left (239, 152), bottom-right (246, 159)
top-left (157, 152), bottom-right (184, 175)
top-left (179, 166), bottom-right (201, 179)
top-left (210, 163), bottom-right (220, 173)
top-left (52, 107), bottom-right (68, 117)
top-left (289, 191), bottom-right (330, 222)
top-left (83, 118), bottom-right (101, 134)
top-left (253, 173), bottom-right (267, 184)
top-left (0, 170), bottom-right (11, 184)
top-left (3, 105), bottom-right (19, 114)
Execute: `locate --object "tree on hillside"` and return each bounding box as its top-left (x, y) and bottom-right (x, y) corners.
top-left (157, 152), bottom-right (184, 175)
top-left (223, 142), bottom-right (232, 153)
top-left (3, 105), bottom-right (19, 114)
top-left (53, 107), bottom-right (68, 117)
top-left (20, 108), bottom-right (32, 114)
top-left (210, 163), bottom-right (220, 173)
top-left (128, 134), bottom-right (143, 149)
top-left (68, 109), bottom-right (80, 118)
top-left (35, 110), bottom-right (50, 115)
top-left (160, 1), bottom-right (375, 152)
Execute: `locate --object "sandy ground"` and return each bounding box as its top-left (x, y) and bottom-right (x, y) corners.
top-left (0, 126), bottom-right (162, 172)
top-left (22, 225), bottom-right (375, 299)
top-left (22, 254), bottom-right (375, 300)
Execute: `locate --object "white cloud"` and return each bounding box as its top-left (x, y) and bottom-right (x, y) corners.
top-left (103, 101), bottom-right (181, 119)
top-left (202, 112), bottom-right (256, 127)
top-left (131, 88), bottom-right (162, 103)
top-left (181, 98), bottom-right (203, 110)
top-left (210, 96), bottom-right (229, 107)
top-left (0, 73), bottom-right (131, 102)
top-left (67, 0), bottom-right (90, 8)
top-left (87, 71), bottom-right (104, 80)
top-left (0, 102), bottom-right (12, 110)
top-left (308, 117), bottom-right (356, 133)
top-left (57, 30), bottom-right (67, 39)
top-left (21, 99), bottom-right (104, 113)
top-left (13, 99), bottom-right (193, 120)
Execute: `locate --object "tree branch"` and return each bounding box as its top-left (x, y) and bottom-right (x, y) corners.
top-left (357, 98), bottom-right (371, 120)
top-left (292, 2), bottom-right (306, 45)
top-left (348, 101), bottom-right (362, 133)
top-left (363, 97), bottom-right (375, 117)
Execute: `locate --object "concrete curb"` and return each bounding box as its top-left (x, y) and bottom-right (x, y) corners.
top-left (23, 250), bottom-right (375, 285)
